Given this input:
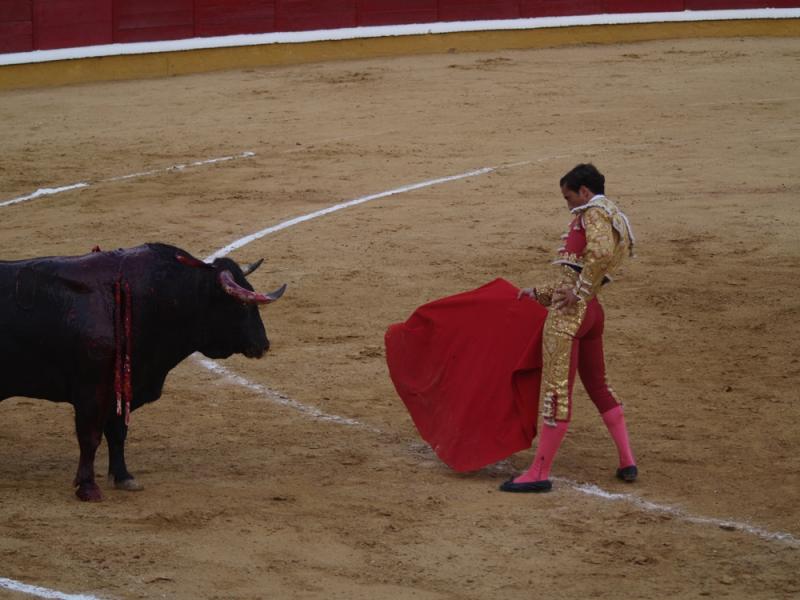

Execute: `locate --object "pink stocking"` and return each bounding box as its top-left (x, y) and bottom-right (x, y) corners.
top-left (601, 405), bottom-right (636, 469)
top-left (513, 420), bottom-right (569, 483)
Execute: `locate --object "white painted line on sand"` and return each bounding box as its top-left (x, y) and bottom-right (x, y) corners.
top-left (0, 151), bottom-right (255, 209)
top-left (0, 183), bottom-right (90, 208)
top-left (196, 356), bottom-right (379, 432)
top-left (199, 161), bottom-right (799, 549)
top-left (0, 577), bottom-right (104, 600)
top-left (102, 151), bottom-right (256, 182)
top-left (558, 478), bottom-right (800, 547)
top-left (204, 166), bottom-right (494, 261)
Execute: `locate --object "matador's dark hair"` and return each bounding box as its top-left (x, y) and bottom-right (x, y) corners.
top-left (560, 163), bottom-right (605, 195)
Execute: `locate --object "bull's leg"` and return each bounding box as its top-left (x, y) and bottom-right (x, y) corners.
top-left (73, 403), bottom-right (104, 502)
top-left (104, 415), bottom-right (143, 491)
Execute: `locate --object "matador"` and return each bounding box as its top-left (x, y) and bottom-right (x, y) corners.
top-left (500, 163), bottom-right (638, 493)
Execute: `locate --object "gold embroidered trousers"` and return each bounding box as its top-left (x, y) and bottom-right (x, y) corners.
top-left (540, 298), bottom-right (621, 424)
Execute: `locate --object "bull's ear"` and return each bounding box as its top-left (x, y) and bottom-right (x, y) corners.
top-left (242, 258), bottom-right (264, 276)
top-left (175, 253), bottom-right (212, 269)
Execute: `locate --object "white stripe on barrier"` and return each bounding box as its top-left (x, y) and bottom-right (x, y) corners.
top-left (1, 9), bottom-right (799, 66)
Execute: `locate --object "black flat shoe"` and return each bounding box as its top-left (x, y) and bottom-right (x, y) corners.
top-left (499, 478), bottom-right (553, 493)
top-left (616, 465), bottom-right (638, 482)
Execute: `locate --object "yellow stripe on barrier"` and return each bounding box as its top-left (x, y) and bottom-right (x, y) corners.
top-left (0, 18), bottom-right (798, 91)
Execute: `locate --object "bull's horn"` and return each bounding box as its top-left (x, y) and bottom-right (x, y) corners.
top-left (219, 271), bottom-right (286, 305)
top-left (242, 258), bottom-right (264, 276)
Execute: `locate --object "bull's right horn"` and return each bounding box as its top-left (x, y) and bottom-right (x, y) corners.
top-left (219, 271), bottom-right (286, 305)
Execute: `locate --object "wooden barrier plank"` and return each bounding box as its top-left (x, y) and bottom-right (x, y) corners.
top-left (357, 0), bottom-right (438, 26)
top-left (0, 20), bottom-right (31, 52)
top-left (519, 0), bottom-right (605, 18)
top-left (439, 0), bottom-right (520, 21)
top-left (34, 0), bottom-right (112, 50)
top-left (113, 0), bottom-right (194, 42)
top-left (686, 0), bottom-right (800, 7)
top-left (605, 0), bottom-right (685, 12)
top-left (0, 0), bottom-right (32, 52)
top-left (196, 0), bottom-right (277, 37)
top-left (275, 0), bottom-right (356, 32)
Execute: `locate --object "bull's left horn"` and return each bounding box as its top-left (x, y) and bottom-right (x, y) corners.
top-left (219, 271), bottom-right (286, 305)
top-left (242, 258), bottom-right (264, 276)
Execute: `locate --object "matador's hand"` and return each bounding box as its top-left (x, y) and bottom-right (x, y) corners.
top-left (552, 286), bottom-right (580, 312)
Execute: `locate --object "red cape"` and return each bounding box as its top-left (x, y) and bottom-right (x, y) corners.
top-left (385, 278), bottom-right (548, 472)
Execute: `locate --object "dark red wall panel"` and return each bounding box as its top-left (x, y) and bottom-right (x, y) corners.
top-left (0, 0), bottom-right (32, 52)
top-left (357, 0), bottom-right (438, 26)
top-left (686, 1), bottom-right (800, 7)
top-left (275, 0), bottom-right (357, 32)
top-left (520, 0), bottom-right (605, 17)
top-left (0, 0), bottom-right (30, 20)
top-left (195, 0), bottom-right (276, 37)
top-left (113, 0), bottom-right (195, 42)
top-left (439, 0), bottom-right (520, 21)
top-left (605, 0), bottom-right (685, 12)
top-left (34, 0), bottom-right (112, 50)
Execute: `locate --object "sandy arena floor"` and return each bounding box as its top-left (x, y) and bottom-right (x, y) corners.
top-left (0, 35), bottom-right (799, 599)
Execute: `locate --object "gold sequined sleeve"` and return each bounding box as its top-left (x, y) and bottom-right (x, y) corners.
top-left (533, 282), bottom-right (556, 307)
top-left (574, 208), bottom-right (616, 301)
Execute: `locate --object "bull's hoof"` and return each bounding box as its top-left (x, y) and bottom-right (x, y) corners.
top-left (110, 476), bottom-right (144, 492)
top-left (75, 483), bottom-right (103, 502)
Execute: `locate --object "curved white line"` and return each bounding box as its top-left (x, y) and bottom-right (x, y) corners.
top-left (557, 478), bottom-right (800, 547)
top-left (0, 577), bottom-right (104, 600)
top-left (204, 167), bottom-right (494, 261)
top-left (196, 165), bottom-right (495, 422)
top-left (199, 163), bottom-right (799, 549)
top-left (196, 356), bottom-right (379, 432)
top-left (0, 183), bottom-right (90, 208)
top-left (0, 152), bottom-right (255, 209)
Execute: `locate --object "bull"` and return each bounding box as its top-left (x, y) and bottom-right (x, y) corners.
top-left (0, 243), bottom-right (285, 501)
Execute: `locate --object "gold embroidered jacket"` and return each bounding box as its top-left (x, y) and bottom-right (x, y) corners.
top-left (535, 195), bottom-right (634, 306)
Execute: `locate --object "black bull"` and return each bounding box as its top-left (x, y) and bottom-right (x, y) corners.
top-left (0, 243), bottom-right (285, 501)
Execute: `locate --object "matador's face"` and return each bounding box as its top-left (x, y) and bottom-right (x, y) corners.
top-left (560, 184), bottom-right (594, 210)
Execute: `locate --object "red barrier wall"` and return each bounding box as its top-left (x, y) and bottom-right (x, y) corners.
top-left (439, 0), bottom-right (521, 21)
top-left (357, 0), bottom-right (438, 26)
top-left (35, 0), bottom-right (112, 50)
top-left (1, 1), bottom-right (798, 54)
top-left (276, 0), bottom-right (356, 32)
top-left (113, 0), bottom-right (194, 43)
top-left (0, 0), bottom-right (32, 52)
top-left (196, 0), bottom-right (276, 37)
